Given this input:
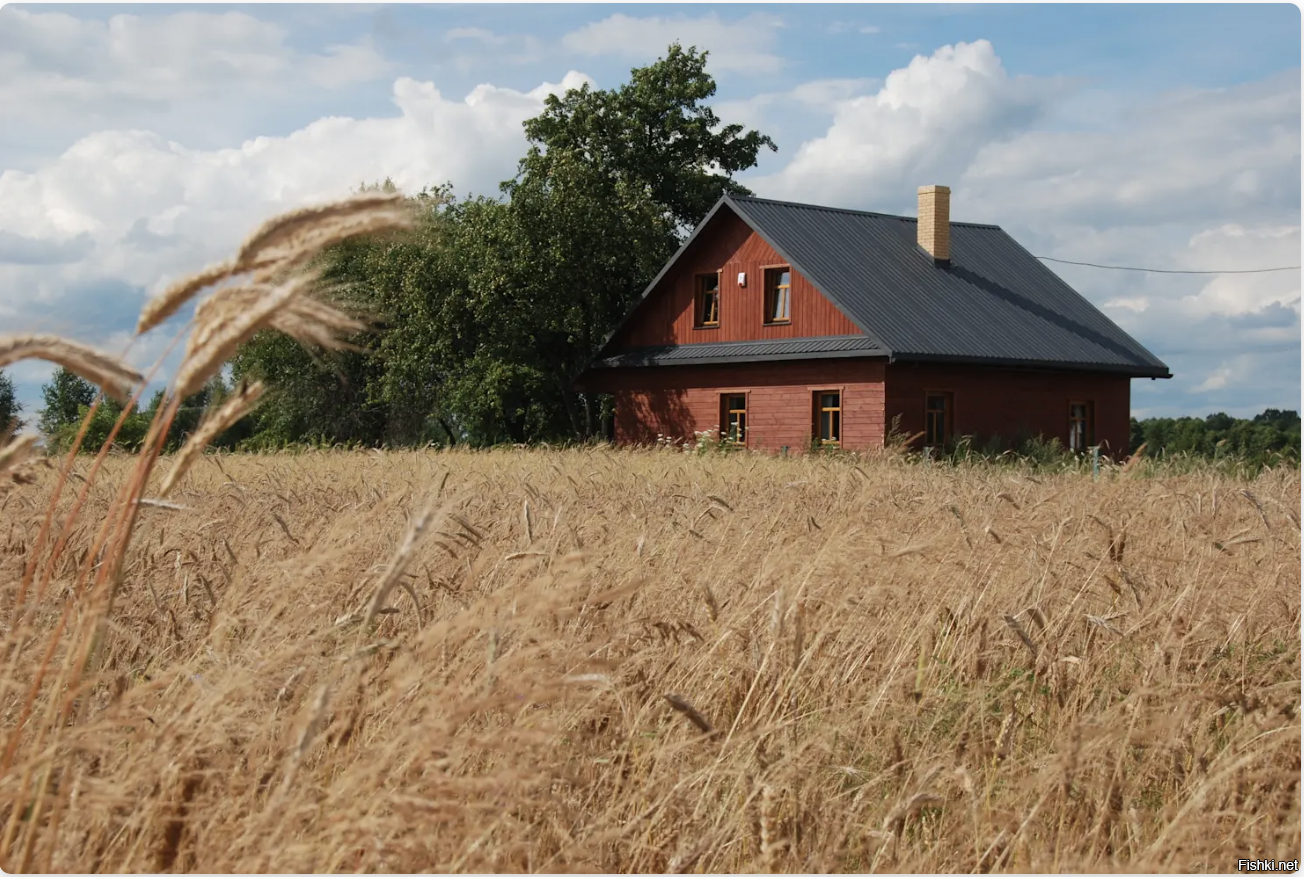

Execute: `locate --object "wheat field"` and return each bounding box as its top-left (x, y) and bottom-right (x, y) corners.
top-left (1, 447), bottom-right (1298, 873)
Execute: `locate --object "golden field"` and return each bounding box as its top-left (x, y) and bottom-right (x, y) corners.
top-left (1, 448), bottom-right (1300, 873)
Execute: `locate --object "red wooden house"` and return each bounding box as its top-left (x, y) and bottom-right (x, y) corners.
top-left (575, 185), bottom-right (1171, 455)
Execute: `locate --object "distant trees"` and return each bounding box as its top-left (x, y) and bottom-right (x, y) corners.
top-left (1130, 409), bottom-right (1300, 466)
top-left (34, 368), bottom-right (248, 453)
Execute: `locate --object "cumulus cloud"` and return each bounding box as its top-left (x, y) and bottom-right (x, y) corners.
top-left (0, 7), bottom-right (391, 148)
top-left (0, 71), bottom-right (593, 338)
top-left (561, 12), bottom-right (787, 75)
top-left (754, 40), bottom-right (1070, 209)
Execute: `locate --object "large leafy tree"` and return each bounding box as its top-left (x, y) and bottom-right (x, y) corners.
top-left (457, 42), bottom-right (775, 440)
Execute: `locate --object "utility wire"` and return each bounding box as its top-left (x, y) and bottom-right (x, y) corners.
top-left (1035, 256), bottom-right (1301, 275)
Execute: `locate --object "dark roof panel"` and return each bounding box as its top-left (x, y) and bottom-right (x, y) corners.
top-left (592, 334), bottom-right (885, 368)
top-left (727, 196), bottom-right (1170, 377)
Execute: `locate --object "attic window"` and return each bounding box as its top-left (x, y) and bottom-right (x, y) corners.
top-left (764, 267), bottom-right (791, 325)
top-left (695, 273), bottom-right (720, 328)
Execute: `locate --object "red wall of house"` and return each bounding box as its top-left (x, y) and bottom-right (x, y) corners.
top-left (613, 211), bottom-right (863, 347)
top-left (596, 359), bottom-right (887, 451)
top-left (884, 363), bottom-right (1132, 456)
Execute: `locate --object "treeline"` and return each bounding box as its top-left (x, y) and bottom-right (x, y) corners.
top-left (1129, 409), bottom-right (1300, 466)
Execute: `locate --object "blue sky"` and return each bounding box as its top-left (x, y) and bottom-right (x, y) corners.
top-left (0, 3), bottom-right (1299, 423)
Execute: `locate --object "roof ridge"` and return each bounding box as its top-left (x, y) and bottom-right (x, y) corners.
top-left (728, 193), bottom-right (1003, 230)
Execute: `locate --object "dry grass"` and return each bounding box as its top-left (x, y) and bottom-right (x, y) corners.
top-left (1, 449), bottom-right (1298, 873)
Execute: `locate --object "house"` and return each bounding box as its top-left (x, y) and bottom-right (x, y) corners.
top-left (574, 185), bottom-right (1171, 456)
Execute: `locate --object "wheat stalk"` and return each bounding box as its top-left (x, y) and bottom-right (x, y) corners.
top-left (157, 381), bottom-right (265, 497)
top-left (0, 335), bottom-right (142, 404)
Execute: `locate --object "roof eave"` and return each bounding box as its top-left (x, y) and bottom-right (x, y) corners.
top-left (889, 351), bottom-right (1172, 379)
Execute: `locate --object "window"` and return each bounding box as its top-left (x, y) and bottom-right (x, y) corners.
top-left (925, 392), bottom-right (952, 447)
top-left (764, 267), bottom-right (791, 324)
top-left (814, 391), bottom-right (841, 446)
top-left (695, 273), bottom-right (720, 327)
top-left (1069, 402), bottom-right (1094, 452)
top-left (721, 393), bottom-right (747, 444)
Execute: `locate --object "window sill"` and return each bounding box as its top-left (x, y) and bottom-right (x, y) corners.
top-left (693, 324), bottom-right (721, 331)
top-left (763, 320), bottom-right (792, 327)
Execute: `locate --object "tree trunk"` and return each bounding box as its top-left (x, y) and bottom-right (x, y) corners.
top-left (439, 416), bottom-right (457, 446)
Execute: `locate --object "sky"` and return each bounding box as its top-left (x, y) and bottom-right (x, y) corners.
top-left (0, 2), bottom-right (1299, 423)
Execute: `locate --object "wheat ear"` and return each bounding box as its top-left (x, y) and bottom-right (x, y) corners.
top-left (0, 434), bottom-right (38, 478)
top-left (174, 276), bottom-right (307, 398)
top-left (0, 335), bottom-right (141, 404)
top-left (233, 191), bottom-right (408, 272)
top-left (136, 260), bottom-right (236, 335)
top-left (362, 504), bottom-right (437, 628)
top-left (156, 381), bottom-right (265, 497)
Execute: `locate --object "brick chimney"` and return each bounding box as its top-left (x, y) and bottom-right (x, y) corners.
top-left (917, 185), bottom-right (951, 262)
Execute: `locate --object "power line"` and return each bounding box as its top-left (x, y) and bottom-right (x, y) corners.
top-left (1035, 256), bottom-right (1301, 275)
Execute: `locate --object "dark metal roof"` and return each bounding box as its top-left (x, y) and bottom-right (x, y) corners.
top-left (584, 194), bottom-right (1171, 380)
top-left (591, 334), bottom-right (885, 368)
top-left (725, 195), bottom-right (1171, 377)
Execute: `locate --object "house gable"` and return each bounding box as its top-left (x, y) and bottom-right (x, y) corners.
top-left (609, 207), bottom-right (864, 349)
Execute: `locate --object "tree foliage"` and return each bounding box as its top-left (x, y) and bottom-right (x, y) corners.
top-left (38, 367), bottom-right (97, 444)
top-left (1130, 409), bottom-right (1300, 466)
top-left (0, 370), bottom-right (19, 436)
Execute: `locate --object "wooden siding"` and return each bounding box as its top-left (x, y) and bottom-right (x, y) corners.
top-left (884, 363), bottom-right (1132, 457)
top-left (606, 360), bottom-right (887, 452)
top-left (613, 211), bottom-right (863, 348)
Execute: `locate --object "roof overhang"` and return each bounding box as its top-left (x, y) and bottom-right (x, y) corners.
top-left (574, 335), bottom-right (887, 390)
top-left (888, 352), bottom-right (1172, 379)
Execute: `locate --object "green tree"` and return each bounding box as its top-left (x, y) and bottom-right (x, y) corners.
top-left (520, 42), bottom-right (776, 229)
top-left (0, 370), bottom-right (20, 436)
top-left (38, 367), bottom-right (97, 443)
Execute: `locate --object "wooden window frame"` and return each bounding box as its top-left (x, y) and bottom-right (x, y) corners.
top-left (720, 390), bottom-right (749, 446)
top-left (812, 387), bottom-right (844, 447)
top-left (694, 271), bottom-right (721, 329)
top-left (1068, 400), bottom-right (1095, 453)
top-left (762, 264), bottom-right (792, 326)
top-left (924, 390), bottom-right (954, 448)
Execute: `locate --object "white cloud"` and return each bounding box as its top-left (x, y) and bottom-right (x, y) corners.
top-left (1176, 225), bottom-right (1301, 318)
top-left (0, 71), bottom-right (594, 331)
top-left (0, 8), bottom-right (390, 132)
top-left (1104, 297), bottom-right (1150, 313)
top-left (753, 40), bottom-right (1069, 209)
top-left (561, 13), bottom-right (787, 74)
top-left (860, 25), bottom-right (882, 35)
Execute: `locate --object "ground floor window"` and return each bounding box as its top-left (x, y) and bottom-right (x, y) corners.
top-left (721, 393), bottom-right (747, 444)
top-left (814, 390), bottom-right (841, 446)
top-left (925, 391), bottom-right (953, 447)
top-left (1069, 401), bottom-right (1094, 452)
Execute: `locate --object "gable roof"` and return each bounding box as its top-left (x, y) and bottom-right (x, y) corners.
top-left (587, 194), bottom-right (1171, 379)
